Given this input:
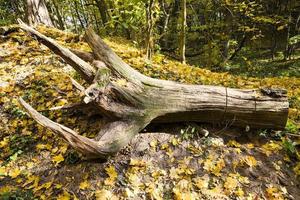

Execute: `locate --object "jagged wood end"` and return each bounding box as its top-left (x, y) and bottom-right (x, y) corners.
top-left (18, 97), bottom-right (114, 158)
top-left (17, 19), bottom-right (96, 83)
top-left (84, 27), bottom-right (149, 84)
top-left (18, 97), bottom-right (148, 158)
top-left (83, 26), bottom-right (186, 87)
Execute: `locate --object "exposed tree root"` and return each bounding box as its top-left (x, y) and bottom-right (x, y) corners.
top-left (19, 98), bottom-right (150, 158)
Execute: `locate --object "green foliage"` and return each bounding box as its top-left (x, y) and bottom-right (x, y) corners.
top-left (289, 35), bottom-right (300, 45)
top-left (258, 129), bottom-right (268, 137)
top-left (289, 96), bottom-right (300, 110)
top-left (285, 120), bottom-right (299, 134)
top-left (8, 135), bottom-right (35, 159)
top-left (0, 2), bottom-right (14, 26)
top-left (10, 107), bottom-right (26, 118)
top-left (180, 125), bottom-right (199, 140)
top-left (202, 42), bottom-right (222, 68)
top-left (65, 150), bottom-right (80, 164)
top-left (0, 190), bottom-right (35, 200)
top-left (282, 138), bottom-right (297, 157)
top-left (105, 0), bottom-right (147, 40)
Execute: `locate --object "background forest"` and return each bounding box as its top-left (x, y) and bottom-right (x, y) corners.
top-left (0, 0), bottom-right (300, 200)
top-left (1, 0), bottom-right (300, 75)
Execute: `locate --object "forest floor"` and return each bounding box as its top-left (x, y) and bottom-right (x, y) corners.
top-left (0, 26), bottom-right (300, 200)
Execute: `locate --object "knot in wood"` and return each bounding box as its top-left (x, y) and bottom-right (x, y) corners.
top-left (260, 88), bottom-right (287, 98)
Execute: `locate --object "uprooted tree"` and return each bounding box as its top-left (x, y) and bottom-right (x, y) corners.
top-left (16, 20), bottom-right (289, 159)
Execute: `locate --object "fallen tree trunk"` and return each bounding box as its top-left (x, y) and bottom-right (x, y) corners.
top-left (17, 20), bottom-right (289, 159)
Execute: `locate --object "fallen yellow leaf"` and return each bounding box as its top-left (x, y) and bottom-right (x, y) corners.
top-left (227, 140), bottom-right (241, 148)
top-left (129, 158), bottom-right (146, 167)
top-left (9, 168), bottom-right (21, 178)
top-left (224, 176), bottom-right (238, 194)
top-left (52, 154), bottom-right (64, 165)
top-left (261, 141), bottom-right (282, 156)
top-left (23, 174), bottom-right (40, 188)
top-left (146, 182), bottom-right (163, 200)
top-left (95, 189), bottom-right (118, 200)
top-left (0, 137), bottom-right (9, 148)
top-left (193, 175), bottom-right (209, 189)
top-left (104, 165), bottom-right (118, 186)
top-left (36, 143), bottom-right (52, 151)
top-left (79, 180), bottom-right (90, 190)
top-left (242, 156), bottom-right (257, 168)
top-left (57, 191), bottom-right (71, 200)
top-left (235, 187), bottom-right (244, 197)
top-left (0, 166), bottom-right (7, 176)
top-left (150, 139), bottom-right (158, 149)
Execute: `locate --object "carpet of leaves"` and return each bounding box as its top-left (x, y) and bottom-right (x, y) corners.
top-left (0, 26), bottom-right (299, 200)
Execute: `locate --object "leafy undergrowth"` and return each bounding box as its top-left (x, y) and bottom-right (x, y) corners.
top-left (0, 25), bottom-right (299, 200)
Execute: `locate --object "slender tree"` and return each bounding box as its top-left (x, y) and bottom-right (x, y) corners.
top-left (51, 0), bottom-right (65, 29)
top-left (74, 0), bottom-right (85, 29)
top-left (94, 0), bottom-right (109, 25)
top-left (179, 0), bottom-right (186, 64)
top-left (145, 0), bottom-right (155, 60)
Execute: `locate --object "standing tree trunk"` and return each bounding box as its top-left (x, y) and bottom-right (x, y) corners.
top-left (51, 0), bottom-right (64, 30)
top-left (284, 9), bottom-right (292, 60)
top-left (80, 0), bottom-right (89, 26)
top-left (70, 9), bottom-right (79, 33)
top-left (228, 33), bottom-right (247, 61)
top-left (92, 8), bottom-right (100, 32)
top-left (74, 0), bottom-right (85, 29)
top-left (179, 0), bottom-right (186, 64)
top-left (26, 0), bottom-right (54, 27)
top-left (11, 0), bottom-right (26, 19)
top-left (270, 27), bottom-right (277, 61)
top-left (94, 0), bottom-right (109, 25)
top-left (17, 20), bottom-right (289, 159)
top-left (157, 0), bottom-right (171, 45)
top-left (145, 0), bottom-right (155, 60)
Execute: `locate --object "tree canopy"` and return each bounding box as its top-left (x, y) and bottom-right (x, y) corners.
top-left (0, 0), bottom-right (299, 68)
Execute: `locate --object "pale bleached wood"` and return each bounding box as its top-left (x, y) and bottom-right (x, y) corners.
top-left (17, 21), bottom-right (289, 159)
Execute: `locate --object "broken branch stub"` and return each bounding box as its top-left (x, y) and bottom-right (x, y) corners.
top-left (17, 21), bottom-right (289, 159)
top-left (18, 98), bottom-right (151, 158)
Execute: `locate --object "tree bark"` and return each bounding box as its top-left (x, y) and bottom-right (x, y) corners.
top-left (17, 20), bottom-right (289, 159)
top-left (179, 0), bottom-right (186, 64)
top-left (51, 0), bottom-right (65, 30)
top-left (145, 0), bottom-right (155, 60)
top-left (80, 0), bottom-right (89, 26)
top-left (284, 10), bottom-right (292, 60)
top-left (94, 0), bottom-right (109, 25)
top-left (74, 0), bottom-right (85, 29)
top-left (26, 0), bottom-right (54, 27)
top-left (228, 33), bottom-right (247, 61)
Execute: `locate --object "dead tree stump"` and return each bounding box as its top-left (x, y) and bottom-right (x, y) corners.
top-left (17, 20), bottom-right (289, 158)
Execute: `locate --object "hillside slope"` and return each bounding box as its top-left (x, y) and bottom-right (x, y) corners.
top-left (0, 26), bottom-right (299, 200)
